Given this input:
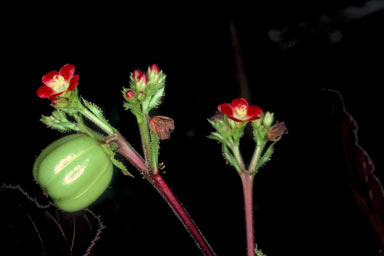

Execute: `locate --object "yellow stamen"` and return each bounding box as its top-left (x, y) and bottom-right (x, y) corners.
top-left (49, 75), bottom-right (68, 91)
top-left (236, 105), bottom-right (247, 116)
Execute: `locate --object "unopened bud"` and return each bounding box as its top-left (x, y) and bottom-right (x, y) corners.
top-left (267, 122), bottom-right (288, 142)
top-left (125, 90), bottom-right (135, 99)
top-left (263, 112), bottom-right (274, 128)
top-left (132, 70), bottom-right (148, 91)
top-left (150, 64), bottom-right (160, 74)
top-left (149, 116), bottom-right (175, 140)
top-left (133, 70), bottom-right (144, 80)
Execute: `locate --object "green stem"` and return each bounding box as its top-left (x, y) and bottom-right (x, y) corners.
top-left (137, 116), bottom-right (153, 171)
top-left (248, 142), bottom-right (265, 173)
top-left (232, 143), bottom-right (246, 171)
top-left (79, 106), bottom-right (115, 136)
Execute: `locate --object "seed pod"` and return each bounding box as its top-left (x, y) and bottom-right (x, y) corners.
top-left (33, 134), bottom-right (113, 212)
top-left (266, 122), bottom-right (288, 142)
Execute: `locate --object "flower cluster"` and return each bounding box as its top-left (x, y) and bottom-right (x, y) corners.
top-left (209, 98), bottom-right (287, 173)
top-left (37, 64), bottom-right (79, 104)
top-left (123, 64), bottom-right (166, 118)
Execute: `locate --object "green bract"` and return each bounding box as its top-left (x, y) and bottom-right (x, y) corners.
top-left (33, 134), bottom-right (113, 212)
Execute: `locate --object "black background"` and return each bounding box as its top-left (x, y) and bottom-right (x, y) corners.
top-left (2, 2), bottom-right (384, 255)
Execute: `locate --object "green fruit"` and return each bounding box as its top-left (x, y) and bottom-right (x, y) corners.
top-left (33, 134), bottom-right (113, 212)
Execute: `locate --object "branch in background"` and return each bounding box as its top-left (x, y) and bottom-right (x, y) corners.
top-left (230, 21), bottom-right (251, 101)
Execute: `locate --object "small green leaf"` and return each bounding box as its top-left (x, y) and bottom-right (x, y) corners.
top-left (222, 145), bottom-right (241, 172)
top-left (147, 86), bottom-right (165, 111)
top-left (82, 99), bottom-right (107, 122)
top-left (208, 132), bottom-right (224, 142)
top-left (110, 156), bottom-right (133, 177)
top-left (41, 110), bottom-right (79, 132)
top-left (101, 144), bottom-right (133, 177)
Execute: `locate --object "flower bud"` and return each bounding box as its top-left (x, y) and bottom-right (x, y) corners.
top-left (133, 70), bottom-right (144, 80)
top-left (263, 112), bottom-right (274, 128)
top-left (132, 69), bottom-right (148, 91)
top-left (125, 90), bottom-right (135, 99)
top-left (150, 64), bottom-right (160, 74)
top-left (148, 64), bottom-right (164, 84)
top-left (267, 122), bottom-right (288, 142)
top-left (149, 115), bottom-right (175, 140)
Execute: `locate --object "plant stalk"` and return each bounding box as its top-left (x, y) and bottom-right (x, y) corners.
top-left (109, 134), bottom-right (217, 256)
top-left (79, 106), bottom-right (115, 136)
top-left (151, 172), bottom-right (217, 256)
top-left (241, 171), bottom-right (255, 256)
top-left (137, 116), bottom-right (153, 171)
top-left (248, 142), bottom-right (265, 173)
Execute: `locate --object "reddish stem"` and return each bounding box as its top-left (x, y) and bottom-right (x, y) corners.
top-left (110, 133), bottom-right (216, 256)
top-left (151, 173), bottom-right (216, 256)
top-left (241, 172), bottom-right (255, 256)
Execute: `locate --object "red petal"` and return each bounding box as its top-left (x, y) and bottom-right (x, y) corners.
top-left (218, 103), bottom-right (234, 117)
top-left (68, 74), bottom-right (79, 91)
top-left (231, 98), bottom-right (248, 108)
top-left (59, 64), bottom-right (75, 80)
top-left (48, 91), bottom-right (65, 100)
top-left (247, 116), bottom-right (261, 121)
top-left (36, 85), bottom-right (54, 98)
top-left (247, 105), bottom-right (262, 118)
top-left (42, 71), bottom-right (59, 86)
top-left (227, 116), bottom-right (245, 122)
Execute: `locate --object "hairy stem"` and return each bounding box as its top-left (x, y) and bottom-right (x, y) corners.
top-left (151, 173), bottom-right (217, 256)
top-left (233, 144), bottom-right (246, 171)
top-left (105, 133), bottom-right (148, 175)
top-left (241, 172), bottom-right (255, 256)
top-left (109, 134), bottom-right (217, 256)
top-left (137, 116), bottom-right (153, 171)
top-left (248, 142), bottom-right (265, 173)
top-left (79, 106), bottom-right (115, 136)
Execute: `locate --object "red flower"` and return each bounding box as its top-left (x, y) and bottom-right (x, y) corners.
top-left (37, 64), bottom-right (79, 100)
top-left (218, 98), bottom-right (262, 122)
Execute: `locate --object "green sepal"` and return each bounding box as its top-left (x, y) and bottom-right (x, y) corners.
top-left (222, 145), bottom-right (241, 172)
top-left (101, 144), bottom-right (133, 177)
top-left (41, 110), bottom-right (79, 132)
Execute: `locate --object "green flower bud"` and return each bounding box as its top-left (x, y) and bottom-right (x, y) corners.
top-left (263, 112), bottom-right (274, 128)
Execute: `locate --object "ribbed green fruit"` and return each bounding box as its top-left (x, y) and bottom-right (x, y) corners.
top-left (33, 134), bottom-right (113, 212)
